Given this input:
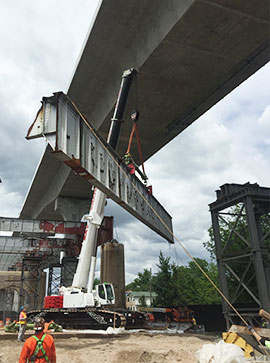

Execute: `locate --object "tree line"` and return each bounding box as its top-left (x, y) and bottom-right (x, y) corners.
top-left (125, 252), bottom-right (221, 306)
top-left (126, 205), bottom-right (270, 307)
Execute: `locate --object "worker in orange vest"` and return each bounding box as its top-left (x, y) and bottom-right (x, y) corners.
top-left (19, 316), bottom-right (56, 363)
top-left (18, 306), bottom-right (27, 342)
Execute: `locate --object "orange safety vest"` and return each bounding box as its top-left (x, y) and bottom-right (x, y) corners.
top-left (19, 332), bottom-right (56, 363)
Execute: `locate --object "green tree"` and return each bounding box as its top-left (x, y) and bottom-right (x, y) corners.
top-left (94, 278), bottom-right (100, 286)
top-left (125, 268), bottom-right (152, 291)
top-left (152, 251), bottom-right (175, 307)
top-left (126, 252), bottom-right (221, 306)
top-left (171, 258), bottom-right (220, 305)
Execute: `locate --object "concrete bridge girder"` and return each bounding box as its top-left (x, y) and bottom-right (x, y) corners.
top-left (21, 0), bottom-right (269, 224)
top-left (20, 146), bottom-right (93, 221)
top-left (68, 0), bottom-right (269, 163)
top-left (55, 197), bottom-right (90, 222)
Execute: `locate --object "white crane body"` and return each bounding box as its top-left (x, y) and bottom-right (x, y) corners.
top-left (60, 188), bottom-right (113, 308)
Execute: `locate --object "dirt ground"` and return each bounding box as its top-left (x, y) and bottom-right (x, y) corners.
top-left (0, 330), bottom-right (218, 363)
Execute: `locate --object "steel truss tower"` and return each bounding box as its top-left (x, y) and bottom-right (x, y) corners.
top-left (20, 257), bottom-right (42, 310)
top-left (209, 183), bottom-right (270, 328)
top-left (47, 258), bottom-right (78, 294)
top-left (60, 257), bottom-right (78, 287)
top-left (47, 263), bottom-right (61, 296)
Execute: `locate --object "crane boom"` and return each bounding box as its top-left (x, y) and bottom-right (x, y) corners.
top-left (72, 188), bottom-right (106, 290)
top-left (68, 69), bottom-right (137, 304)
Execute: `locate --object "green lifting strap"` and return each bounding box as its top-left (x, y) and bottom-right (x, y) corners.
top-left (30, 334), bottom-right (49, 362)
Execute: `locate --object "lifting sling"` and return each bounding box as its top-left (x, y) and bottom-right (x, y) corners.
top-left (30, 334), bottom-right (49, 362)
top-left (123, 110), bottom-right (148, 185)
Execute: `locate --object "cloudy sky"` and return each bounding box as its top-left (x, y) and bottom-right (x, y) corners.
top-left (0, 1), bottom-right (269, 283)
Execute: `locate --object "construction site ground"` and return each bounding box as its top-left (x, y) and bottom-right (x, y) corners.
top-left (0, 329), bottom-right (218, 363)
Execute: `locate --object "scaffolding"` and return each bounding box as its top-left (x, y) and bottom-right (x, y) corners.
top-left (3, 287), bottom-right (18, 322)
top-left (209, 183), bottom-right (270, 328)
top-left (0, 216), bottom-right (113, 271)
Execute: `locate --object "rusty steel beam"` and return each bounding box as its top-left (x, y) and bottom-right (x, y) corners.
top-left (0, 216), bottom-right (85, 235)
top-left (0, 236), bottom-right (75, 249)
top-left (0, 216), bottom-right (113, 245)
top-left (0, 216), bottom-right (114, 271)
top-left (0, 236), bottom-right (77, 271)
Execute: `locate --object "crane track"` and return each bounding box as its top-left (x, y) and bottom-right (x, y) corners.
top-left (28, 308), bottom-right (126, 330)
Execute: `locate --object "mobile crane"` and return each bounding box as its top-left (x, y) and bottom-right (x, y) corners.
top-left (28, 69), bottom-right (146, 329)
top-left (60, 69), bottom-right (137, 310)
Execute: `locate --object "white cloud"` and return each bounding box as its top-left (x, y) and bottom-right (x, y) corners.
top-left (258, 105), bottom-right (270, 136)
top-left (0, 1), bottom-right (269, 284)
top-left (0, 187), bottom-right (23, 217)
top-left (0, 0), bottom-right (101, 214)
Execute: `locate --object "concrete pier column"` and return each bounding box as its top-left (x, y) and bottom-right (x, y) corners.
top-left (100, 241), bottom-right (125, 309)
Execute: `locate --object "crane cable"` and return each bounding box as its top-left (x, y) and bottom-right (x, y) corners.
top-left (125, 76), bottom-right (147, 181)
top-left (125, 114), bottom-right (147, 178)
top-left (66, 95), bottom-right (270, 357)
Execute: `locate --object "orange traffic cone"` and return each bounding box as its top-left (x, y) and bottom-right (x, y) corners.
top-left (5, 317), bottom-right (11, 326)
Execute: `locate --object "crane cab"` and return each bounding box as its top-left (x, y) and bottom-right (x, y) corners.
top-left (96, 283), bottom-right (115, 306)
top-left (60, 283), bottom-right (115, 308)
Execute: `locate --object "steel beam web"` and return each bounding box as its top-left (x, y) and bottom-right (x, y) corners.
top-left (26, 92), bottom-right (174, 244)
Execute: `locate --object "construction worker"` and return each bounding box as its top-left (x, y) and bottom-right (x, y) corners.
top-left (19, 316), bottom-right (56, 363)
top-left (261, 319), bottom-right (270, 329)
top-left (192, 317), bottom-right (197, 326)
top-left (123, 152), bottom-right (148, 184)
top-left (248, 325), bottom-right (270, 349)
top-left (190, 313), bottom-right (198, 332)
top-left (123, 152), bottom-right (136, 175)
top-left (18, 306), bottom-right (27, 342)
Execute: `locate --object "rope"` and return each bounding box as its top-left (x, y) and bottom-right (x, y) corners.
top-left (126, 123), bottom-right (136, 155)
top-left (126, 73), bottom-right (146, 178)
top-left (66, 95), bottom-right (270, 357)
top-left (134, 124), bottom-right (146, 176)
